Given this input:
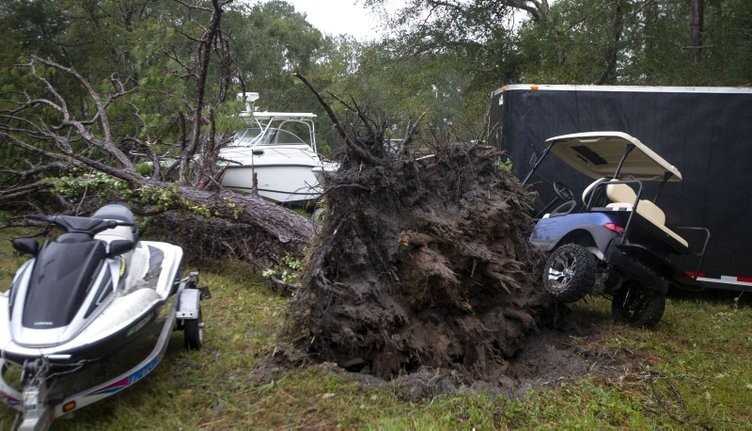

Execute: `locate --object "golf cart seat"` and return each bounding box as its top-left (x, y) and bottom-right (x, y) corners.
top-left (605, 182), bottom-right (688, 247)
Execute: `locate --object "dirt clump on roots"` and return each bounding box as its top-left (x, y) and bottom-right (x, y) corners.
top-left (283, 97), bottom-right (569, 389)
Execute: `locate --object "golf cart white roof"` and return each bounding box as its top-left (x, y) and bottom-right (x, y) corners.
top-left (545, 131), bottom-right (682, 181)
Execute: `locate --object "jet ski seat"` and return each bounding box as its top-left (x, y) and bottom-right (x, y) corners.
top-left (92, 204), bottom-right (136, 225)
top-left (92, 204), bottom-right (138, 244)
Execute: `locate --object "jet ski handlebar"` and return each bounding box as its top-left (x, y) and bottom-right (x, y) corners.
top-left (30, 214), bottom-right (134, 237)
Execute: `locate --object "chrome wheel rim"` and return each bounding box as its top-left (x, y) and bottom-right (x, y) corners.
top-left (547, 250), bottom-right (578, 292)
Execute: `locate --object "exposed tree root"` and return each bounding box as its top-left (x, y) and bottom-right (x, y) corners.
top-left (284, 93), bottom-right (556, 382)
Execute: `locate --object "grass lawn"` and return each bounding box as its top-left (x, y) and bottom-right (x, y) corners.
top-left (0, 228), bottom-right (751, 430)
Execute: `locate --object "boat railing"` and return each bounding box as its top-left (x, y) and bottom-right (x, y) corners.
top-left (229, 115), bottom-right (317, 152)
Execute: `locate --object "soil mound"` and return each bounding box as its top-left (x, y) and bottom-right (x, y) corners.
top-left (285, 109), bottom-right (557, 382)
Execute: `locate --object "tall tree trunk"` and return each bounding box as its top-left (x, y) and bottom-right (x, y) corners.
top-left (690, 0), bottom-right (705, 65)
top-left (178, 0), bottom-right (223, 185)
top-left (598, 0), bottom-right (626, 84)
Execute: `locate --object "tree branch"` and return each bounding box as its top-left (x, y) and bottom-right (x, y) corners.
top-left (27, 56), bottom-right (136, 171)
top-left (178, 0), bottom-right (224, 184)
top-left (294, 72), bottom-right (380, 165)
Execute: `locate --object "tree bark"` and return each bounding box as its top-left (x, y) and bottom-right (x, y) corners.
top-left (174, 183), bottom-right (314, 253)
top-left (154, 182), bottom-right (314, 264)
top-left (0, 174), bottom-right (314, 264)
top-left (179, 0), bottom-right (224, 185)
top-left (598, 0), bottom-right (625, 85)
top-left (690, 0), bottom-right (704, 65)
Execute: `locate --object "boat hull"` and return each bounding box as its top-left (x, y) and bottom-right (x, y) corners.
top-left (0, 240), bottom-right (183, 422)
top-left (221, 163), bottom-right (323, 205)
top-left (0, 241), bottom-right (182, 361)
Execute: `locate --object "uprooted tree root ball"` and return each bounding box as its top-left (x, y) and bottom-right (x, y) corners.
top-left (285, 111), bottom-right (556, 384)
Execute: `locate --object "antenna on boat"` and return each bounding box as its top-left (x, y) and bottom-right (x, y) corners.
top-left (237, 92), bottom-right (260, 114)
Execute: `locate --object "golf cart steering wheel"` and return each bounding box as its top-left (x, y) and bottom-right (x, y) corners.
top-left (553, 181), bottom-right (575, 202)
top-left (549, 199), bottom-right (577, 217)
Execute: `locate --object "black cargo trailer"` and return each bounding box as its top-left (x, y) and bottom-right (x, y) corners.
top-left (490, 84), bottom-right (752, 292)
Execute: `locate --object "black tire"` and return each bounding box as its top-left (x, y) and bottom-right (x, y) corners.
top-left (543, 243), bottom-right (597, 302)
top-left (184, 307), bottom-right (203, 350)
top-left (611, 281), bottom-right (665, 328)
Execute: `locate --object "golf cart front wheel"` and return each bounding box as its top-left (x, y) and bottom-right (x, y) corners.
top-left (543, 243), bottom-right (596, 303)
top-left (611, 282), bottom-right (665, 328)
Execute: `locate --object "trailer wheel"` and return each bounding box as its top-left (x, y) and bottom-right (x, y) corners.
top-left (543, 243), bottom-right (596, 302)
top-left (611, 281), bottom-right (665, 328)
top-left (184, 308), bottom-right (203, 350)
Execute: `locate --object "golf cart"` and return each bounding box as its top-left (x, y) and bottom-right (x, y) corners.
top-left (525, 131), bottom-right (710, 327)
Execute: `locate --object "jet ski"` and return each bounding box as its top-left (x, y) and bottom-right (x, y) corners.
top-left (0, 204), bottom-right (207, 430)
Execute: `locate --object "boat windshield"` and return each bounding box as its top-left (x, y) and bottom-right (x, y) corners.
top-left (229, 127), bottom-right (308, 147)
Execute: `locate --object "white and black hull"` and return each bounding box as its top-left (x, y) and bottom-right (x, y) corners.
top-left (0, 205), bottom-right (205, 430)
top-left (219, 141), bottom-right (334, 205)
top-left (221, 163), bottom-right (323, 205)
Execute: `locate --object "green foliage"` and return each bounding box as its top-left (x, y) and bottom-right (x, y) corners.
top-left (517, 1), bottom-right (620, 83)
top-left (495, 157), bottom-right (514, 173)
top-left (262, 255), bottom-right (302, 286)
top-left (51, 171), bottom-right (212, 217)
top-left (3, 0), bottom-right (752, 211)
top-left (366, 0), bottom-right (752, 89)
top-left (134, 162), bottom-right (153, 177)
top-left (316, 39), bottom-right (495, 145)
top-left (53, 172), bottom-right (131, 201)
top-left (138, 184), bottom-right (178, 208)
top-left (219, 2), bottom-right (330, 116)
top-left (0, 0), bottom-right (338, 169)
top-left (517, 0), bottom-right (752, 85)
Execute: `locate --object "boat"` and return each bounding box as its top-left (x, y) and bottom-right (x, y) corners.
top-left (0, 204), bottom-right (207, 430)
top-left (219, 93), bottom-right (336, 206)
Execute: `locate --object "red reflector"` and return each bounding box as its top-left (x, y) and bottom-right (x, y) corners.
top-left (63, 401), bottom-right (76, 412)
top-left (686, 271), bottom-right (706, 278)
top-left (738, 276), bottom-right (752, 283)
top-left (603, 223), bottom-right (624, 234)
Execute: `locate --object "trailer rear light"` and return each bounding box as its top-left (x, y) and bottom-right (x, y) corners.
top-left (603, 222), bottom-right (624, 233)
top-left (737, 276), bottom-right (752, 283)
top-left (686, 271), bottom-right (706, 278)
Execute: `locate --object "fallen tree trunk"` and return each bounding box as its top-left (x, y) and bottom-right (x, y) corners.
top-left (146, 183), bottom-right (314, 265)
top-left (0, 176), bottom-right (314, 265)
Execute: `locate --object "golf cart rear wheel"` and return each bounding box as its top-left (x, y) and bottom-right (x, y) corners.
top-left (611, 282), bottom-right (665, 328)
top-left (543, 243), bottom-right (596, 303)
top-left (184, 308), bottom-right (203, 350)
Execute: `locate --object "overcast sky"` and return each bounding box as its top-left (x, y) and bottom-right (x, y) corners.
top-left (261, 0), bottom-right (392, 41)
top-left (255, 1), bottom-right (530, 40)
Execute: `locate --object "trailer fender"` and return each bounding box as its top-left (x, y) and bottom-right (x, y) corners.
top-left (176, 288), bottom-right (200, 320)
